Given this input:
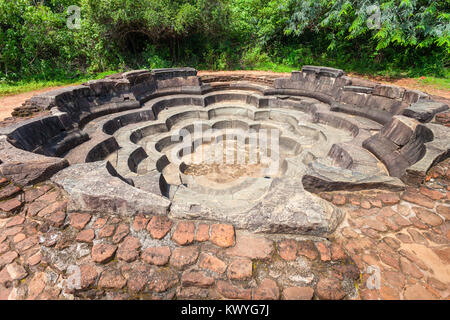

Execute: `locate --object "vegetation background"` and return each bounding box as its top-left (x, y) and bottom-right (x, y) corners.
top-left (0, 0), bottom-right (448, 94)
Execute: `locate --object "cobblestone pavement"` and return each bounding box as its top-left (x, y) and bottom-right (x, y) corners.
top-left (0, 159), bottom-right (448, 300)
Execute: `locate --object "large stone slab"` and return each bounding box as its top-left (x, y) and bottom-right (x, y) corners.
top-left (51, 161), bottom-right (170, 216)
top-left (170, 177), bottom-right (344, 236)
top-left (0, 136), bottom-right (68, 186)
top-left (403, 101), bottom-right (449, 123)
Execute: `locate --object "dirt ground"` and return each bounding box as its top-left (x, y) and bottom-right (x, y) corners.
top-left (0, 70), bottom-right (448, 121)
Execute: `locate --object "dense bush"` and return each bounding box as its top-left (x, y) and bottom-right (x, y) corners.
top-left (0, 0), bottom-right (448, 81)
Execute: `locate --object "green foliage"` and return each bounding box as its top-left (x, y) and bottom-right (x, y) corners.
top-left (0, 0), bottom-right (448, 82)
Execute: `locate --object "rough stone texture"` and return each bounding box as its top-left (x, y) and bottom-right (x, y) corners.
top-left (316, 277), bottom-right (346, 300)
top-left (0, 67), bottom-right (449, 301)
top-left (170, 246), bottom-right (199, 270)
top-left (91, 243), bottom-right (117, 264)
top-left (282, 286), bottom-right (314, 300)
top-left (141, 247), bottom-right (171, 266)
top-left (226, 233), bottom-right (274, 260)
top-left (147, 216), bottom-right (173, 240)
top-left (210, 224), bottom-right (235, 248)
top-left (227, 258), bottom-right (253, 280)
top-left (51, 161), bottom-right (170, 216)
top-left (252, 279), bottom-right (279, 300)
top-left (172, 222), bottom-right (195, 246)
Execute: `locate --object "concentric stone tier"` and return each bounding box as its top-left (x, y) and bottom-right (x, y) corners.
top-left (0, 67), bottom-right (448, 236)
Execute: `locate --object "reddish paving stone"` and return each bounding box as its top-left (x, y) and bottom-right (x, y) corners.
top-left (112, 224), bottom-right (130, 244)
top-left (332, 194), bottom-right (346, 205)
top-left (12, 233), bottom-right (26, 243)
top-left (0, 185), bottom-right (21, 199)
top-left (69, 213), bottom-right (92, 230)
top-left (16, 236), bottom-right (39, 253)
top-left (116, 236), bottom-right (141, 262)
top-left (409, 216), bottom-right (428, 229)
top-left (377, 193), bottom-right (400, 205)
top-left (383, 237), bottom-right (401, 250)
top-left (436, 205), bottom-right (450, 219)
top-left (27, 252), bottom-right (42, 266)
top-left (127, 271), bottom-right (148, 293)
top-left (399, 257), bottom-right (423, 279)
top-left (406, 228), bottom-right (428, 245)
top-left (91, 243), bottom-right (117, 264)
top-left (210, 224), bottom-right (235, 248)
top-left (24, 188), bottom-right (45, 203)
top-left (0, 243), bottom-right (8, 255)
top-left (330, 242), bottom-right (347, 260)
top-left (148, 268), bottom-right (179, 293)
top-left (362, 253), bottom-right (379, 266)
top-left (432, 247), bottom-right (450, 264)
top-left (349, 195), bottom-right (361, 206)
top-left (361, 200), bottom-right (371, 209)
top-left (398, 250), bottom-right (428, 271)
top-left (198, 253), bottom-right (227, 274)
top-left (404, 284), bottom-right (437, 300)
top-left (0, 251), bottom-right (18, 267)
top-left (282, 286), bottom-right (314, 300)
top-left (390, 214), bottom-right (412, 228)
top-left (6, 262), bottom-right (28, 280)
top-left (75, 229), bottom-right (95, 243)
top-left (359, 288), bottom-right (380, 300)
top-left (226, 234), bottom-right (273, 260)
top-left (368, 198), bottom-right (382, 208)
top-left (176, 286), bottom-right (208, 300)
top-left (315, 276), bottom-right (346, 300)
top-left (37, 200), bottom-right (67, 218)
top-left (73, 264), bottom-right (98, 290)
top-left (147, 216), bottom-right (173, 240)
top-left (0, 198), bottom-right (22, 212)
top-left (395, 233), bottom-right (412, 244)
top-left (181, 270), bottom-right (214, 288)
top-left (413, 207), bottom-right (443, 226)
top-left (0, 267), bottom-right (12, 286)
top-left (93, 217), bottom-right (108, 229)
top-left (278, 239), bottom-right (297, 261)
top-left (227, 258), bottom-right (253, 280)
top-left (297, 240), bottom-right (319, 260)
top-left (132, 214), bottom-right (149, 232)
top-left (419, 187), bottom-right (444, 200)
top-left (341, 227), bottom-right (359, 239)
top-left (252, 278), bottom-right (279, 300)
top-left (36, 190), bottom-right (59, 203)
top-left (383, 271), bottom-right (406, 288)
top-left (5, 215), bottom-right (25, 228)
top-left (142, 246), bottom-right (171, 266)
top-left (195, 224), bottom-right (210, 242)
top-left (27, 272), bottom-right (47, 299)
top-left (98, 224), bottom-right (115, 238)
top-left (26, 201), bottom-right (47, 217)
top-left (170, 246), bottom-right (199, 270)
top-left (216, 281), bottom-right (251, 300)
top-left (172, 221), bottom-right (195, 246)
top-left (427, 277), bottom-right (447, 291)
top-left (98, 270), bottom-right (127, 289)
top-left (402, 192), bottom-right (434, 209)
top-left (316, 242), bottom-right (331, 261)
top-left (379, 250), bottom-right (400, 270)
top-left (423, 231), bottom-right (447, 244)
top-left (361, 218), bottom-right (388, 232)
top-left (379, 285), bottom-right (400, 300)
top-left (47, 211), bottom-right (66, 228)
